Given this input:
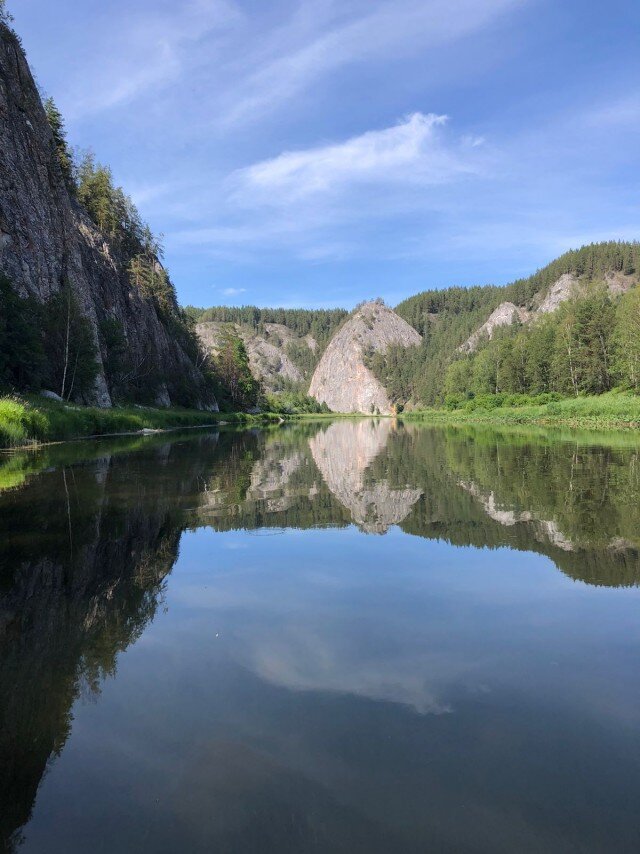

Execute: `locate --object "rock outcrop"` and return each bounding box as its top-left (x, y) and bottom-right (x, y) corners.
top-left (196, 321), bottom-right (311, 391)
top-left (459, 301), bottom-right (530, 353)
top-left (535, 273), bottom-right (579, 315)
top-left (461, 270), bottom-right (638, 355)
top-left (0, 24), bottom-right (215, 408)
top-left (309, 301), bottom-right (421, 413)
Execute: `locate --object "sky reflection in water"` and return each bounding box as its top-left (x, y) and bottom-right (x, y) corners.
top-left (2, 420), bottom-right (640, 853)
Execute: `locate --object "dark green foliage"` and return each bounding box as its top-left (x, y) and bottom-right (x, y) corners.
top-left (284, 340), bottom-right (317, 380)
top-left (76, 151), bottom-right (207, 401)
top-left (373, 241), bottom-right (640, 408)
top-left (99, 317), bottom-right (132, 401)
top-left (613, 288), bottom-right (640, 392)
top-left (0, 275), bottom-right (44, 391)
top-left (0, 275), bottom-right (100, 403)
top-left (445, 287), bottom-right (621, 404)
top-left (43, 97), bottom-right (75, 191)
top-left (41, 283), bottom-right (99, 400)
top-left (211, 328), bottom-right (260, 410)
top-left (76, 152), bottom-right (178, 315)
top-left (263, 392), bottom-right (330, 414)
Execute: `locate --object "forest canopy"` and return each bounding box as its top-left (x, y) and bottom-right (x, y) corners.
top-left (368, 241), bottom-right (640, 408)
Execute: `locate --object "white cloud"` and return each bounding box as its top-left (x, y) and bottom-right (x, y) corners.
top-left (221, 286), bottom-right (247, 296)
top-left (63, 0), bottom-right (242, 118)
top-left (222, 0), bottom-right (525, 125)
top-left (166, 113), bottom-right (490, 263)
top-left (232, 112), bottom-right (485, 204)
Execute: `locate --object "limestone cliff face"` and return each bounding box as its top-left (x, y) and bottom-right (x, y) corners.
top-left (309, 301), bottom-right (421, 413)
top-left (196, 321), bottom-right (313, 391)
top-left (0, 24), bottom-right (215, 408)
top-left (462, 271), bottom-right (638, 354)
top-left (459, 302), bottom-right (530, 353)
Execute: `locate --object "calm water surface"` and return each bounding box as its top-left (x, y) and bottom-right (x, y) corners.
top-left (2, 420), bottom-right (640, 852)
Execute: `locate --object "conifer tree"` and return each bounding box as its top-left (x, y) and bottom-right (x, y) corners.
top-left (44, 97), bottom-right (75, 191)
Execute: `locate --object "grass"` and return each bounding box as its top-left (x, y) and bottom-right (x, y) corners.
top-left (0, 395), bottom-right (275, 449)
top-left (404, 392), bottom-right (640, 430)
top-left (4, 391), bottom-right (639, 449)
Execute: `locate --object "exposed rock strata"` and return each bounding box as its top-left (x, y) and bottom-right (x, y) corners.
top-left (459, 301), bottom-right (530, 353)
top-left (309, 301), bottom-right (421, 413)
top-left (462, 270), bottom-right (638, 355)
top-left (0, 24), bottom-right (215, 408)
top-left (196, 321), bottom-right (314, 391)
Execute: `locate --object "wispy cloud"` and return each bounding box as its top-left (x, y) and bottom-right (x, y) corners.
top-left (167, 112), bottom-right (488, 261)
top-left (63, 0), bottom-right (242, 118)
top-left (221, 286), bottom-right (247, 295)
top-left (221, 0), bottom-right (525, 125)
top-left (232, 113), bottom-right (483, 204)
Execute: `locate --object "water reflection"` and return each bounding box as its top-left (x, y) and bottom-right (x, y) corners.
top-left (1, 422), bottom-right (640, 851)
top-left (309, 420), bottom-right (422, 533)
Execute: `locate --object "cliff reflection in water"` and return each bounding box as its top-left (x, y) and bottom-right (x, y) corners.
top-left (1, 422), bottom-right (640, 848)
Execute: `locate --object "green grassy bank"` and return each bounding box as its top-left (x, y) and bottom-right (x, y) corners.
top-left (0, 395), bottom-right (276, 448)
top-left (404, 392), bottom-right (640, 430)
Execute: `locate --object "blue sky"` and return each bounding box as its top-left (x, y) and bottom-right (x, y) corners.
top-left (10, 0), bottom-right (640, 309)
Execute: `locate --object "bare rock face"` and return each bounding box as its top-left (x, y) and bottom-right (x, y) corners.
top-left (459, 302), bottom-right (529, 353)
top-left (604, 270), bottom-right (636, 297)
top-left (309, 301), bottom-right (421, 413)
top-left (459, 269), bottom-right (638, 355)
top-left (309, 420), bottom-right (422, 533)
top-left (535, 271), bottom-right (636, 315)
top-left (0, 25), bottom-right (215, 408)
top-left (196, 321), bottom-right (309, 391)
top-left (536, 273), bottom-right (579, 315)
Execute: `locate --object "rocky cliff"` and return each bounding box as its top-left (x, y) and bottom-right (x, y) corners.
top-left (197, 320), bottom-right (316, 392)
top-left (459, 301), bottom-right (530, 353)
top-left (0, 24), bottom-right (215, 408)
top-left (462, 270), bottom-right (637, 353)
top-left (309, 301), bottom-right (421, 413)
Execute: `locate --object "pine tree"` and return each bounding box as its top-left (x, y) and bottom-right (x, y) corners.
top-left (43, 97), bottom-right (75, 191)
top-left (0, 0), bottom-right (13, 25)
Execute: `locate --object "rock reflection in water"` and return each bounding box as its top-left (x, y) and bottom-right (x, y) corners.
top-left (309, 420), bottom-right (422, 533)
top-left (1, 423), bottom-right (640, 851)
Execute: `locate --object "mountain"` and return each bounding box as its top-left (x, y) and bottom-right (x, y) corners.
top-left (309, 300), bottom-right (421, 414)
top-left (459, 269), bottom-right (635, 353)
top-left (0, 22), bottom-right (215, 409)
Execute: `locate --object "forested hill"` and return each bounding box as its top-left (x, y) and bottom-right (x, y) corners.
top-left (186, 306), bottom-right (348, 350)
top-left (369, 241), bottom-right (640, 408)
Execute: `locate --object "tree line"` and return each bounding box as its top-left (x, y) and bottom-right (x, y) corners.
top-left (368, 242), bottom-right (640, 408)
top-left (444, 285), bottom-right (640, 405)
top-left (187, 305), bottom-right (348, 349)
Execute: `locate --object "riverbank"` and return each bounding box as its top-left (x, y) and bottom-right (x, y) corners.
top-left (0, 395), bottom-right (278, 448)
top-left (404, 392), bottom-right (640, 430)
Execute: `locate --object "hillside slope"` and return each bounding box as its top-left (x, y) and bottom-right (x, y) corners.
top-left (0, 23), bottom-right (215, 409)
top-left (382, 242), bottom-right (640, 407)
